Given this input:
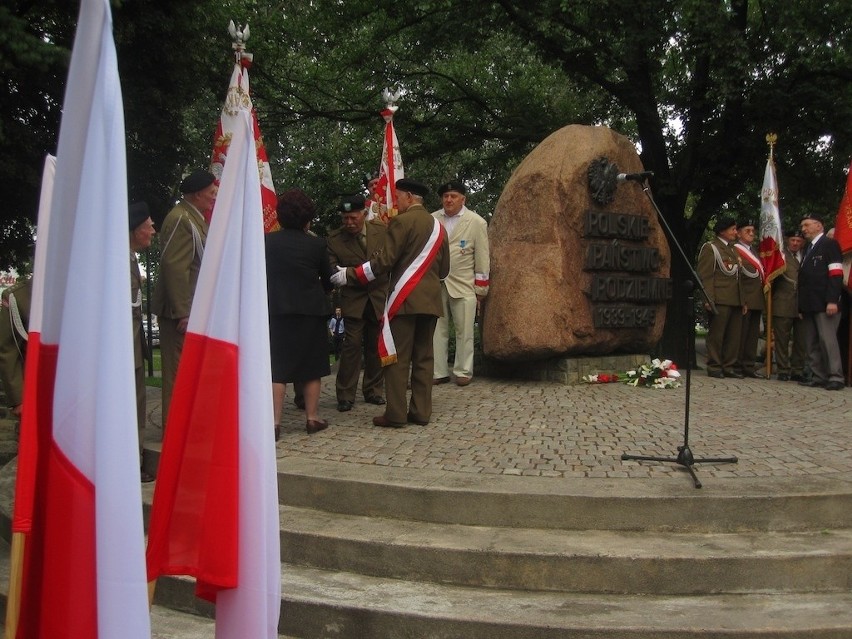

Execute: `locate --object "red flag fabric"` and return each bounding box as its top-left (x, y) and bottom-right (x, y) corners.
top-left (210, 52), bottom-right (279, 232)
top-left (372, 106), bottom-right (404, 223)
top-left (834, 161), bottom-right (852, 251)
top-left (833, 161), bottom-right (852, 290)
top-left (12, 1), bottom-right (151, 636)
top-left (146, 110), bottom-right (281, 638)
top-left (11, 155), bottom-right (55, 537)
top-left (758, 155), bottom-right (786, 290)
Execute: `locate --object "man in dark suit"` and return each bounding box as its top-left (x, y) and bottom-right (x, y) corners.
top-left (332, 178), bottom-right (450, 427)
top-left (327, 195), bottom-right (389, 412)
top-left (798, 213), bottom-right (845, 390)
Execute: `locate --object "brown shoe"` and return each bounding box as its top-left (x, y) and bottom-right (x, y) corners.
top-left (306, 419), bottom-right (328, 434)
top-left (433, 377), bottom-right (450, 385)
top-left (407, 413), bottom-right (429, 426)
top-left (455, 376), bottom-right (471, 386)
top-left (372, 415), bottom-right (405, 428)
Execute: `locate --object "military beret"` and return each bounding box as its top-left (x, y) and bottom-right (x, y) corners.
top-left (737, 218), bottom-right (757, 230)
top-left (395, 178), bottom-right (429, 198)
top-left (713, 217), bottom-right (737, 234)
top-left (800, 212), bottom-right (823, 224)
top-left (128, 201), bottom-right (150, 231)
top-left (180, 169), bottom-right (216, 194)
top-left (437, 180), bottom-right (467, 196)
top-left (338, 194), bottom-right (366, 213)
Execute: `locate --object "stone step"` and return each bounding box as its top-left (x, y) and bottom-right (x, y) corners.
top-left (139, 448), bottom-right (852, 533)
top-left (156, 564), bottom-right (852, 639)
top-left (0, 539), bottom-right (301, 639)
top-left (279, 504), bottom-right (852, 595)
top-left (273, 455), bottom-right (852, 533)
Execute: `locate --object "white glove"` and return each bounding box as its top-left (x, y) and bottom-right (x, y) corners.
top-left (330, 265), bottom-right (348, 287)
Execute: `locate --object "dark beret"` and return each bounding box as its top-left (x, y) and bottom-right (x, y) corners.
top-left (800, 212), bottom-right (823, 225)
top-left (437, 180), bottom-right (467, 196)
top-left (128, 201), bottom-right (150, 231)
top-left (338, 194), bottom-right (366, 213)
top-left (395, 178), bottom-right (429, 198)
top-left (737, 219), bottom-right (756, 230)
top-left (180, 169), bottom-right (216, 194)
top-left (713, 217), bottom-right (737, 234)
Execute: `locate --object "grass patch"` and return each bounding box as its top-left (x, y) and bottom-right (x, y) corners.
top-left (145, 348), bottom-right (162, 388)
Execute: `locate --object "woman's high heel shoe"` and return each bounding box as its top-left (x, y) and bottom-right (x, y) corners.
top-left (305, 419), bottom-right (328, 435)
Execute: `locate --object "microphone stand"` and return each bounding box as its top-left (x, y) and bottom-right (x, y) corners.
top-left (620, 179), bottom-right (738, 489)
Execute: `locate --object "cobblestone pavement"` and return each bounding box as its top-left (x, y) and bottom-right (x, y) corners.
top-left (144, 364), bottom-right (852, 481)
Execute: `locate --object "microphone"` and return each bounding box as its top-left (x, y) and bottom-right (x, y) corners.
top-left (616, 171), bottom-right (654, 182)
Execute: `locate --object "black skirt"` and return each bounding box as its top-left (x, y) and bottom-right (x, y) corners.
top-left (269, 314), bottom-right (331, 383)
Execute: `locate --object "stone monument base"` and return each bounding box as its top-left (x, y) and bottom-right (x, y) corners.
top-left (481, 353), bottom-right (650, 385)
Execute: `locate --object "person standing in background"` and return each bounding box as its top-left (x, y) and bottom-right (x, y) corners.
top-left (129, 201), bottom-right (156, 482)
top-left (431, 180), bottom-right (490, 387)
top-left (151, 169), bottom-right (214, 428)
top-left (797, 213), bottom-right (845, 390)
top-left (327, 195), bottom-right (389, 412)
top-left (771, 230), bottom-right (807, 381)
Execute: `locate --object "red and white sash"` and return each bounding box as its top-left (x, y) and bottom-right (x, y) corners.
top-left (358, 219), bottom-right (443, 366)
top-left (735, 243), bottom-right (766, 284)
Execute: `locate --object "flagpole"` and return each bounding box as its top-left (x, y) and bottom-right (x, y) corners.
top-left (764, 133), bottom-right (777, 377)
top-left (4, 531), bottom-right (25, 636)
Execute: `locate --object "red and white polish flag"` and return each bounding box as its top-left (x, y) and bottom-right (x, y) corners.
top-left (11, 0), bottom-right (151, 636)
top-left (209, 52), bottom-right (279, 233)
top-left (374, 106), bottom-right (404, 222)
top-left (758, 154), bottom-right (786, 289)
top-left (146, 110), bottom-right (281, 639)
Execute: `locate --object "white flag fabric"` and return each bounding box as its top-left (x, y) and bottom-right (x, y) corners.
top-left (146, 110), bottom-right (281, 638)
top-left (12, 0), bottom-right (152, 636)
top-left (758, 155), bottom-right (786, 288)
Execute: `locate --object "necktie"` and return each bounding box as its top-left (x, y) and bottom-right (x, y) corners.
top-left (358, 233), bottom-right (367, 252)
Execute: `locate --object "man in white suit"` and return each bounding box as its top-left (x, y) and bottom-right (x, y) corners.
top-left (432, 181), bottom-right (490, 386)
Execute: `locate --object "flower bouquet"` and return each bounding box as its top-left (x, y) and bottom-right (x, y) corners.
top-left (624, 358), bottom-right (681, 389)
top-left (582, 358), bottom-right (681, 389)
top-left (580, 373), bottom-right (620, 384)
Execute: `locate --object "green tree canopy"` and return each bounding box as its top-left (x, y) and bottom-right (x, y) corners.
top-left (3, 0), bottom-right (850, 356)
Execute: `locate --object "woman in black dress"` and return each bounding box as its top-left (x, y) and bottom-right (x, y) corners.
top-left (266, 189), bottom-right (333, 438)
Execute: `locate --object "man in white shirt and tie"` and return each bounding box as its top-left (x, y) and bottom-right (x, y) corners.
top-left (432, 181), bottom-right (490, 387)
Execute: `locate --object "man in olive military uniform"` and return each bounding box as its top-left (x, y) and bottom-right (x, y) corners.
top-left (151, 169), bottom-right (214, 427)
top-left (771, 230), bottom-right (807, 381)
top-left (129, 202), bottom-right (156, 481)
top-left (0, 277), bottom-right (32, 419)
top-left (327, 194), bottom-right (389, 412)
top-left (733, 219), bottom-right (766, 378)
top-left (696, 217), bottom-right (744, 378)
top-left (332, 178), bottom-right (450, 427)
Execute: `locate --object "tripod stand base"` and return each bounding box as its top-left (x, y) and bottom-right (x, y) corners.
top-left (621, 445), bottom-right (738, 489)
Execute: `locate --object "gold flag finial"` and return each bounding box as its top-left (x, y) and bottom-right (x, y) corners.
top-left (766, 132), bottom-right (777, 153)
